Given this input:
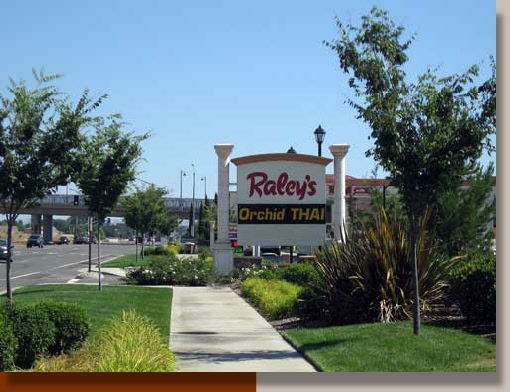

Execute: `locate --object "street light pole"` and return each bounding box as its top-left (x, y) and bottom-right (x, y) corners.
top-left (192, 164), bottom-right (196, 240)
top-left (180, 170), bottom-right (186, 210)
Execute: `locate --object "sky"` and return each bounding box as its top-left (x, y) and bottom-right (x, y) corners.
top-left (0, 0), bottom-right (496, 203)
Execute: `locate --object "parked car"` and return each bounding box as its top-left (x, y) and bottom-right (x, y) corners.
top-left (58, 236), bottom-right (70, 245)
top-left (74, 236), bottom-right (89, 244)
top-left (90, 235), bottom-right (97, 244)
top-left (0, 239), bottom-right (13, 262)
top-left (27, 234), bottom-right (44, 248)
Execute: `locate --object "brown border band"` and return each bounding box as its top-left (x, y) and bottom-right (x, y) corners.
top-left (231, 153), bottom-right (332, 166)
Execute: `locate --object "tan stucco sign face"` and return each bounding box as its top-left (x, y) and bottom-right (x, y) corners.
top-left (231, 153), bottom-right (332, 246)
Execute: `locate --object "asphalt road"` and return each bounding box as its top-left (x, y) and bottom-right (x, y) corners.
top-left (0, 243), bottom-right (135, 293)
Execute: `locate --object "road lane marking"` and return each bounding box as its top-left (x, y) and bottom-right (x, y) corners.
top-left (47, 255), bottom-right (114, 271)
top-left (11, 272), bottom-right (41, 280)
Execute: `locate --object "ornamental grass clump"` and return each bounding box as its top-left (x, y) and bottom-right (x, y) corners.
top-left (33, 310), bottom-right (175, 372)
top-left (313, 210), bottom-right (455, 324)
top-left (241, 277), bottom-right (303, 320)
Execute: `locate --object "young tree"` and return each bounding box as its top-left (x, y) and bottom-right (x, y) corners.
top-left (0, 70), bottom-right (103, 300)
top-left (326, 7), bottom-right (496, 334)
top-left (77, 117), bottom-right (148, 290)
top-left (122, 184), bottom-right (171, 258)
top-left (157, 211), bottom-right (179, 239)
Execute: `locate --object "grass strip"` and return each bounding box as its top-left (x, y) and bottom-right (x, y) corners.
top-left (2, 285), bottom-right (172, 341)
top-left (100, 254), bottom-right (166, 268)
top-left (284, 321), bottom-right (496, 372)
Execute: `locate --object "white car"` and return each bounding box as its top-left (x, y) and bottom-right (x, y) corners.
top-left (0, 239), bottom-right (13, 262)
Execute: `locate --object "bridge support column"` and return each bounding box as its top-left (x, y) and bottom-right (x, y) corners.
top-left (31, 214), bottom-right (42, 234)
top-left (213, 144), bottom-right (234, 275)
top-left (43, 214), bottom-right (53, 244)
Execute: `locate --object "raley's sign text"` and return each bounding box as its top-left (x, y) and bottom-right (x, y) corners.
top-left (246, 172), bottom-right (317, 200)
top-left (231, 153), bottom-right (332, 246)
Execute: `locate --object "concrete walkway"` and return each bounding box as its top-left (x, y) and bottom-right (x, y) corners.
top-left (170, 286), bottom-right (316, 372)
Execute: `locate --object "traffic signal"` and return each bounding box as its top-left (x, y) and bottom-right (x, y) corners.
top-left (73, 195), bottom-right (79, 205)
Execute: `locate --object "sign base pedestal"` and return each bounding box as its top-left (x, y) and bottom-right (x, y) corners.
top-left (213, 241), bottom-right (233, 275)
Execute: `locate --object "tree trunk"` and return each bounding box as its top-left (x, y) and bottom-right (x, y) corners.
top-left (5, 221), bottom-right (13, 301)
top-left (141, 233), bottom-right (145, 259)
top-left (88, 216), bottom-right (92, 272)
top-left (135, 229), bottom-right (138, 264)
top-left (410, 210), bottom-right (421, 334)
top-left (98, 220), bottom-right (102, 291)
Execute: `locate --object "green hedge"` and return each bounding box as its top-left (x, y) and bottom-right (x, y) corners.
top-left (0, 314), bottom-right (17, 371)
top-left (447, 251), bottom-right (496, 323)
top-left (1, 301), bottom-right (56, 368)
top-left (241, 277), bottom-right (303, 320)
top-left (35, 300), bottom-right (90, 354)
top-left (0, 300), bottom-right (91, 369)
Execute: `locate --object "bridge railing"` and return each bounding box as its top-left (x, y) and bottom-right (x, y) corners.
top-left (38, 195), bottom-right (209, 209)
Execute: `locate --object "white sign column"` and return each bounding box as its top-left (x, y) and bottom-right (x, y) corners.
top-left (214, 144), bottom-right (234, 274)
top-left (329, 144), bottom-right (350, 241)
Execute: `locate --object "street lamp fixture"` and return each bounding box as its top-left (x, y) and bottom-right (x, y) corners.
top-left (201, 176), bottom-right (207, 199)
top-left (314, 125), bottom-right (326, 157)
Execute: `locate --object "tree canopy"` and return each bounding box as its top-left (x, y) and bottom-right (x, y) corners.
top-left (0, 70), bottom-right (105, 299)
top-left (325, 6), bottom-right (496, 334)
top-left (77, 116), bottom-right (149, 223)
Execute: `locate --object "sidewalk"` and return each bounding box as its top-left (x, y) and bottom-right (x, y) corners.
top-left (170, 286), bottom-right (316, 372)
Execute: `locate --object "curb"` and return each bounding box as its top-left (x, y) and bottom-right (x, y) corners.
top-left (279, 331), bottom-right (324, 372)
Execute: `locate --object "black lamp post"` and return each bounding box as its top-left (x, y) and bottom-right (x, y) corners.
top-left (314, 125), bottom-right (326, 157)
top-left (382, 177), bottom-right (393, 210)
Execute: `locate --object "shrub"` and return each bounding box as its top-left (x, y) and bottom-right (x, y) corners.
top-left (276, 263), bottom-right (319, 286)
top-left (231, 264), bottom-right (275, 281)
top-left (142, 245), bottom-right (170, 256)
top-left (35, 300), bottom-right (90, 354)
top-left (167, 243), bottom-right (183, 255)
top-left (125, 253), bottom-right (214, 286)
top-left (1, 301), bottom-right (56, 367)
top-left (0, 314), bottom-right (17, 371)
top-left (241, 277), bottom-right (303, 320)
top-left (33, 310), bottom-right (175, 372)
top-left (447, 251), bottom-right (496, 323)
top-left (312, 210), bottom-right (454, 324)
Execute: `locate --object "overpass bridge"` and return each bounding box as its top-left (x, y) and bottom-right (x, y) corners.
top-left (15, 195), bottom-right (208, 243)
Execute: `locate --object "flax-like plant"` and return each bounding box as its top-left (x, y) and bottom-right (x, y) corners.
top-left (314, 209), bottom-right (455, 324)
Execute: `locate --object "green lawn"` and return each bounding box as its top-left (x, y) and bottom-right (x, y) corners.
top-left (101, 253), bottom-right (166, 268)
top-left (2, 285), bottom-right (172, 340)
top-left (284, 321), bottom-right (496, 372)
